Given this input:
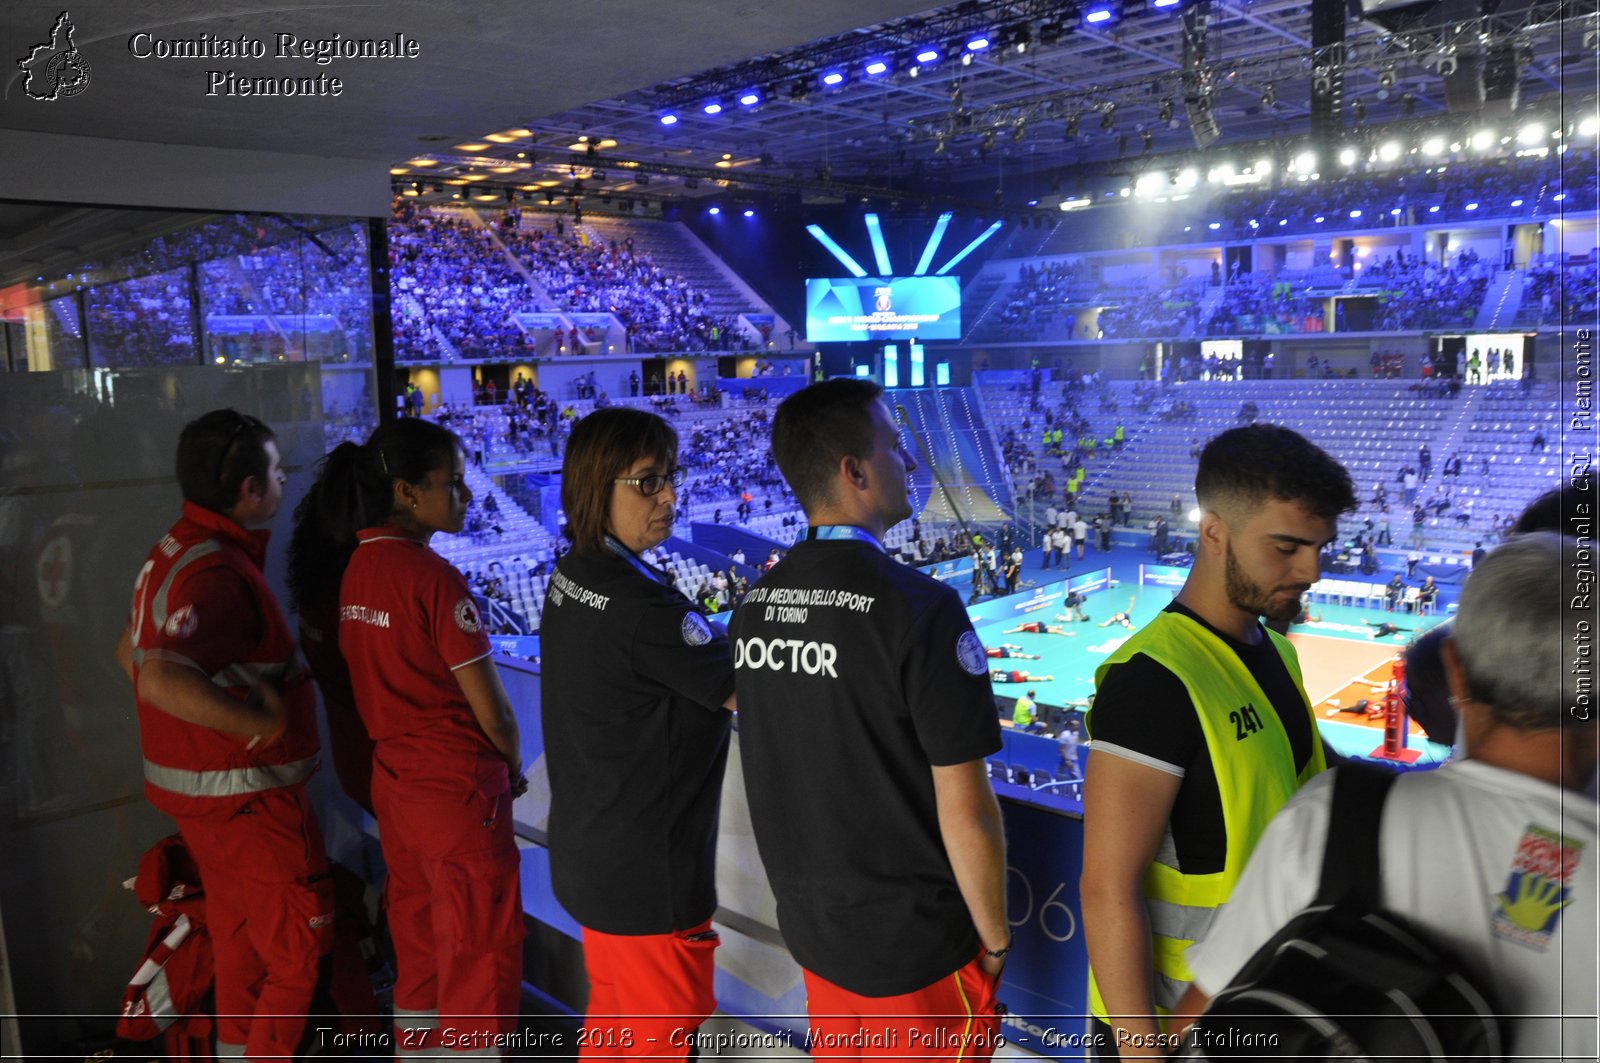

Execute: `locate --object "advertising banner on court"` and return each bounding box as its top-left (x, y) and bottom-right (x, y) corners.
top-left (964, 569), bottom-right (1113, 626)
top-left (1139, 563), bottom-right (1190, 589)
top-left (1065, 568), bottom-right (1113, 596)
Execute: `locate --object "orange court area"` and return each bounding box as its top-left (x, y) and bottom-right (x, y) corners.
top-left (1288, 631), bottom-right (1424, 736)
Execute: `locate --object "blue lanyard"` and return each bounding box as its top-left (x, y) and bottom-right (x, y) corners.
top-left (805, 525), bottom-right (883, 552)
top-left (604, 534), bottom-right (671, 585)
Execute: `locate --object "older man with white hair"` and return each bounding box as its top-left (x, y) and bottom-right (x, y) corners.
top-left (1175, 532), bottom-right (1598, 1061)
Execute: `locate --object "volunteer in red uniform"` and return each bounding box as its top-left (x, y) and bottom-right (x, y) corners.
top-left (731, 380), bottom-right (1009, 1057)
top-left (541, 407), bottom-right (736, 1057)
top-left (314, 419), bottom-right (527, 1053)
top-left (117, 409), bottom-right (332, 1060)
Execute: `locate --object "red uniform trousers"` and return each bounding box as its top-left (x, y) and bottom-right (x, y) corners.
top-left (175, 786), bottom-right (334, 1061)
top-left (375, 779), bottom-right (524, 1056)
top-left (803, 952), bottom-right (1001, 1061)
top-left (579, 920), bottom-right (719, 1059)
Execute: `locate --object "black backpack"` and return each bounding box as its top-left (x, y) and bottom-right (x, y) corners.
top-left (1177, 766), bottom-right (1505, 1061)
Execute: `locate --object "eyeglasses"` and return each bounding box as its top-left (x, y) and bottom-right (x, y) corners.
top-left (614, 466), bottom-right (685, 496)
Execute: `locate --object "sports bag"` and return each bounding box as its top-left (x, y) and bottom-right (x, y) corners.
top-left (1177, 765), bottom-right (1504, 1061)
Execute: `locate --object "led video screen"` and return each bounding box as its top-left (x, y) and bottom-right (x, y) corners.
top-left (805, 276), bottom-right (962, 342)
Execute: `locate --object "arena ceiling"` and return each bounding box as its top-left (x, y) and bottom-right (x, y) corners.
top-left (399, 0), bottom-right (1598, 212)
top-left (0, 0), bottom-right (1595, 217)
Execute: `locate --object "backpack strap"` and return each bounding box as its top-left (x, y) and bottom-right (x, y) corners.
top-left (1314, 765), bottom-right (1398, 909)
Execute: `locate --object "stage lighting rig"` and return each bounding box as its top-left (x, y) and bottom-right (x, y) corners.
top-left (1377, 66), bottom-right (1397, 99)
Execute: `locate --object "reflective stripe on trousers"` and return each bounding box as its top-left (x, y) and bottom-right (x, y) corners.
top-left (396, 1007), bottom-right (443, 1056)
top-left (143, 755), bottom-right (317, 798)
top-left (394, 1007), bottom-right (440, 1030)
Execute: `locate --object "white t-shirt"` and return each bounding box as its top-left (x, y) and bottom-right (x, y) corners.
top-left (1045, 507), bottom-right (1059, 528)
top-left (1051, 529), bottom-right (1070, 551)
top-left (1189, 761), bottom-right (1599, 1062)
top-left (1060, 510), bottom-right (1076, 530)
top-left (1072, 518), bottom-right (1089, 541)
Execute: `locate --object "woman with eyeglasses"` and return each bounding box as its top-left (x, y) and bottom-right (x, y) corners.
top-left (287, 418), bottom-right (526, 1052)
top-left (540, 407), bottom-right (736, 1058)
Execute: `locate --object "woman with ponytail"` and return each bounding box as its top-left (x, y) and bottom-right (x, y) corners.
top-left (291, 419), bottom-right (526, 1052)
top-left (288, 442), bottom-right (380, 814)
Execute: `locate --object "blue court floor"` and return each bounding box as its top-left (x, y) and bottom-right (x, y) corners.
top-left (978, 541), bottom-right (1452, 764)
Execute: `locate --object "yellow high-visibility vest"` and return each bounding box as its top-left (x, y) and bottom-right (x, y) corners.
top-left (1085, 610), bottom-right (1325, 1023)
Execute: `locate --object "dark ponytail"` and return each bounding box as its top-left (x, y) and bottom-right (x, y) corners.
top-left (286, 420), bottom-right (461, 611)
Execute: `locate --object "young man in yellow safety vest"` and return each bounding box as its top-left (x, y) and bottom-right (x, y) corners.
top-left (1079, 424), bottom-right (1355, 1059)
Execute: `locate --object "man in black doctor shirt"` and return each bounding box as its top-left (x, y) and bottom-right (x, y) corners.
top-left (730, 379), bottom-right (1008, 1057)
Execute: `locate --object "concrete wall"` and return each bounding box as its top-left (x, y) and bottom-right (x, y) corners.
top-left (0, 130), bottom-right (388, 217)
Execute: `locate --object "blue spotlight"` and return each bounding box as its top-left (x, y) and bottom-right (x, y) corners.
top-left (966, 36), bottom-right (990, 51)
top-left (821, 70), bottom-right (846, 87)
top-left (1349, 209), bottom-right (1362, 218)
top-left (863, 213), bottom-right (893, 275)
top-left (805, 225), bottom-right (870, 278)
top-left (913, 212), bottom-right (953, 276)
top-left (916, 48), bottom-right (941, 64)
top-left (739, 90), bottom-right (761, 107)
top-left (743, 209), bottom-right (755, 218)
top-left (934, 220), bottom-right (1004, 275)
top-left (1153, 0), bottom-right (1182, 7)
top-left (659, 112), bottom-right (679, 126)
top-left (703, 101), bottom-right (723, 115)
top-left (708, 206), bottom-right (720, 215)
top-left (864, 59), bottom-right (889, 76)
top-left (1084, 5), bottom-right (1115, 24)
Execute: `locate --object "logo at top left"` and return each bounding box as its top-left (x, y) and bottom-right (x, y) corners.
top-left (18, 12), bottom-right (92, 101)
